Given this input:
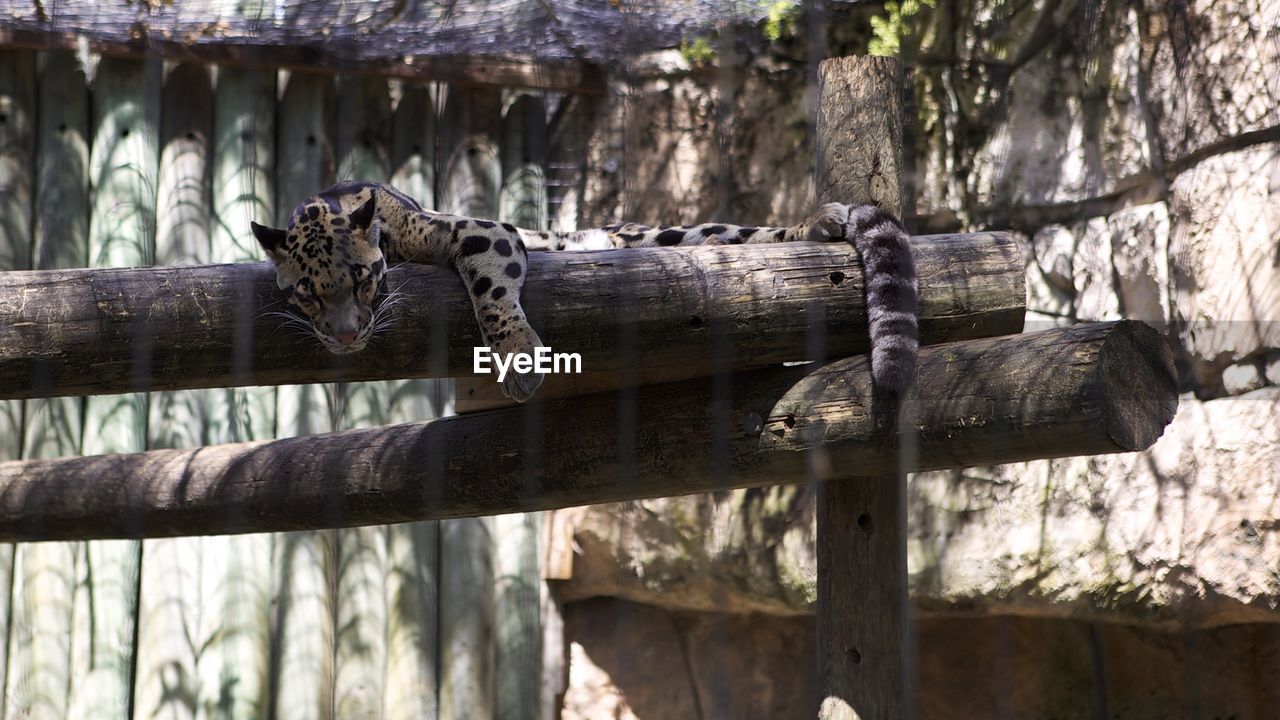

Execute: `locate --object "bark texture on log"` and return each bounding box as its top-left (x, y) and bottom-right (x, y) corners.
top-left (0, 232), bottom-right (1023, 400)
top-left (0, 321), bottom-right (1177, 542)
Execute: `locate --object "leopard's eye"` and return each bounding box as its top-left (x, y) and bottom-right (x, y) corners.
top-left (358, 278), bottom-right (377, 299)
top-left (291, 293), bottom-right (319, 314)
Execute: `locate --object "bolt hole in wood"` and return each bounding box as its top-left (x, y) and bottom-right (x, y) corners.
top-left (306, 134), bottom-right (317, 146)
top-left (848, 647), bottom-right (862, 664)
top-left (121, 128), bottom-right (130, 137)
top-left (57, 123), bottom-right (67, 132)
top-left (185, 132), bottom-right (196, 141)
top-left (689, 315), bottom-right (704, 329)
top-left (829, 270), bottom-right (845, 286)
top-left (857, 512), bottom-right (872, 533)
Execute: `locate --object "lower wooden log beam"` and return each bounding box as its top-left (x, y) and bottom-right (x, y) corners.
top-left (0, 232), bottom-right (1023, 400)
top-left (0, 321), bottom-right (1176, 542)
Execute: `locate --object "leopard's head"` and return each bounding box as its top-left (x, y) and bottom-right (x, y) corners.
top-left (251, 192), bottom-right (388, 354)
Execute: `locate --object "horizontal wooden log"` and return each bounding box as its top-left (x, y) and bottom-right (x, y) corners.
top-left (0, 28), bottom-right (601, 94)
top-left (0, 321), bottom-right (1177, 542)
top-left (0, 229), bottom-right (1018, 397)
top-left (0, 232), bottom-right (1024, 400)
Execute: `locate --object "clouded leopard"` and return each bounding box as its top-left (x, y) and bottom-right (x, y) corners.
top-left (251, 181), bottom-right (917, 402)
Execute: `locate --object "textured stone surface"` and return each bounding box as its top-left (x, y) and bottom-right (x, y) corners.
top-left (582, 63), bottom-right (816, 229)
top-left (1147, 0), bottom-right (1280, 162)
top-left (561, 598), bottom-right (815, 720)
top-left (1108, 202), bottom-right (1172, 325)
top-left (559, 599), bottom-right (1280, 720)
top-left (1169, 143), bottom-right (1280, 388)
top-left (561, 0), bottom-right (1280, 712)
top-left (910, 387), bottom-right (1280, 627)
top-left (550, 389), bottom-right (1280, 628)
top-left (1223, 361), bottom-right (1267, 395)
top-left (1267, 351), bottom-right (1280, 386)
top-left (549, 487), bottom-right (818, 617)
top-left (966, 9), bottom-right (1151, 209)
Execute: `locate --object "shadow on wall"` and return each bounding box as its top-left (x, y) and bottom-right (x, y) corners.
top-left (561, 599), bottom-right (1280, 720)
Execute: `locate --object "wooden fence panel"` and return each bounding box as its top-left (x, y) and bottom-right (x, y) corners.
top-left (384, 80), bottom-right (443, 720)
top-left (272, 70), bottom-right (338, 720)
top-left (0, 49), bottom-right (550, 718)
top-left (71, 55), bottom-right (160, 720)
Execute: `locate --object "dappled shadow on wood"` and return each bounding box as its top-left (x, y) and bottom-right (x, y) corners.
top-left (0, 321), bottom-right (1176, 543)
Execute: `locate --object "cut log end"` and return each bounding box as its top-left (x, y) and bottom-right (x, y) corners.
top-left (1098, 320), bottom-right (1179, 452)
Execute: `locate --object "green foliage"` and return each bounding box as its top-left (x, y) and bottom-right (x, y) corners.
top-left (869, 0), bottom-right (936, 56)
top-left (680, 35), bottom-right (717, 65)
top-left (763, 0), bottom-right (800, 41)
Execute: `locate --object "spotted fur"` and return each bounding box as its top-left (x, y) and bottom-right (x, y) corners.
top-left (252, 182), bottom-right (917, 401)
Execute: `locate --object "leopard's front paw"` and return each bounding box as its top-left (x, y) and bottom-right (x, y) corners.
top-left (794, 202), bottom-right (851, 243)
top-left (491, 324), bottom-right (547, 403)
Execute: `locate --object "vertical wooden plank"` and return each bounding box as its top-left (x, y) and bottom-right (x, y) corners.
top-left (0, 47), bottom-right (34, 719)
top-left (271, 69), bottom-right (338, 720)
top-left (6, 50), bottom-right (87, 720)
top-left (198, 63), bottom-right (278, 720)
top-left (437, 84), bottom-right (500, 720)
top-left (494, 91), bottom-right (545, 720)
top-left (132, 61), bottom-right (213, 720)
top-left (331, 74), bottom-right (392, 720)
top-left (71, 54), bottom-right (161, 720)
top-left (814, 56), bottom-right (910, 720)
top-left (383, 81), bottom-right (442, 720)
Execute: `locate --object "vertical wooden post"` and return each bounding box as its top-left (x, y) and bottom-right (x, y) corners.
top-left (204, 60), bottom-right (278, 720)
top-left (383, 80), bottom-right (442, 720)
top-left (437, 84), bottom-right (500, 720)
top-left (332, 73), bottom-right (393, 720)
top-left (0, 47), bottom-right (34, 720)
top-left (7, 50), bottom-right (87, 720)
top-left (272, 70), bottom-right (338, 720)
top-left (814, 56), bottom-right (911, 720)
top-left (72, 54), bottom-right (160, 720)
top-left (134, 60), bottom-right (213, 720)
top-left (494, 90), bottom-right (546, 720)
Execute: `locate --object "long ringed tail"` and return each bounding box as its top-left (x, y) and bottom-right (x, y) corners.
top-left (849, 205), bottom-right (918, 394)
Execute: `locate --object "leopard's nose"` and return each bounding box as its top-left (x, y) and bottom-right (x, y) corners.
top-left (335, 329), bottom-right (359, 346)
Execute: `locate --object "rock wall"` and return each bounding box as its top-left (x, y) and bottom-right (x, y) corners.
top-left (554, 0), bottom-right (1280, 715)
top-left (560, 599), bottom-right (1280, 720)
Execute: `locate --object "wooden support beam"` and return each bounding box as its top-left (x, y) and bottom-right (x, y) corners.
top-left (0, 232), bottom-right (1023, 400)
top-left (0, 28), bottom-right (603, 94)
top-left (0, 321), bottom-right (1177, 542)
top-left (814, 55), bottom-right (909, 720)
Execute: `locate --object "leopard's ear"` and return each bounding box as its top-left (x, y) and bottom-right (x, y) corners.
top-left (251, 221), bottom-right (287, 258)
top-left (349, 195), bottom-right (377, 231)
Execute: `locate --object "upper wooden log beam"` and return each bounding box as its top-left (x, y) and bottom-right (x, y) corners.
top-left (0, 232), bottom-right (1024, 400)
top-left (0, 28), bottom-right (603, 94)
top-left (0, 321), bottom-right (1178, 542)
